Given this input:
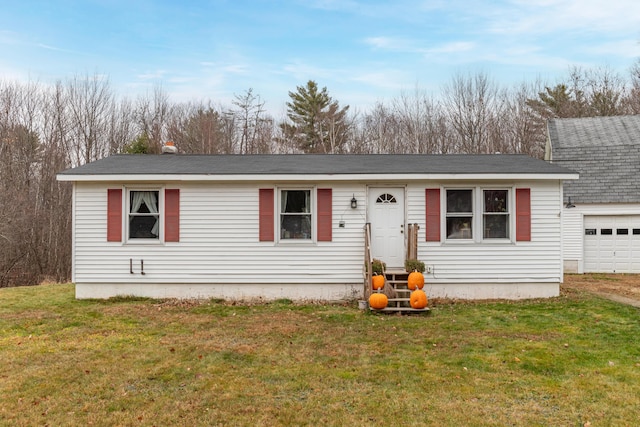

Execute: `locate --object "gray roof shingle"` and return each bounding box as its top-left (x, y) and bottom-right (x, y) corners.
top-left (548, 116), bottom-right (640, 204)
top-left (58, 154), bottom-right (573, 177)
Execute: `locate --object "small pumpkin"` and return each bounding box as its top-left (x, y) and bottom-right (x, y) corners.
top-left (407, 271), bottom-right (425, 290)
top-left (410, 289), bottom-right (428, 309)
top-left (371, 274), bottom-right (385, 290)
top-left (369, 292), bottom-right (388, 310)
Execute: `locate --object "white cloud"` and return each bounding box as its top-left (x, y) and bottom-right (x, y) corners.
top-left (426, 42), bottom-right (475, 54)
top-left (363, 36), bottom-right (400, 50)
top-left (486, 0), bottom-right (640, 35)
top-left (222, 64), bottom-right (248, 74)
top-left (281, 61), bottom-right (333, 81)
top-left (586, 39), bottom-right (640, 59)
top-left (136, 70), bottom-right (169, 81)
top-left (36, 43), bottom-right (66, 52)
top-left (351, 70), bottom-right (407, 90)
top-left (0, 30), bottom-right (20, 45)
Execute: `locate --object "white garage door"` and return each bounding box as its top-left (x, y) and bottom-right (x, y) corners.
top-left (584, 216), bottom-right (640, 273)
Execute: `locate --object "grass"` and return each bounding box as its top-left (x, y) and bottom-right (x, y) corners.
top-left (1, 283), bottom-right (640, 426)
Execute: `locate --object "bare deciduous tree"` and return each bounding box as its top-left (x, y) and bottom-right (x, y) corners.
top-left (442, 72), bottom-right (501, 154)
top-left (65, 74), bottom-right (114, 165)
top-left (134, 85), bottom-right (172, 154)
top-left (231, 88), bottom-right (274, 154)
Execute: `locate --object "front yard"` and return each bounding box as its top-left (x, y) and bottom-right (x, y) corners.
top-left (1, 278), bottom-right (639, 426)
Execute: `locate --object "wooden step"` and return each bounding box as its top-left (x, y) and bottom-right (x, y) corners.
top-left (370, 307), bottom-right (430, 313)
top-left (367, 270), bottom-right (429, 314)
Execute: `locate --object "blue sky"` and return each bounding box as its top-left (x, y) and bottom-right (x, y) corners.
top-left (1, 0), bottom-right (639, 115)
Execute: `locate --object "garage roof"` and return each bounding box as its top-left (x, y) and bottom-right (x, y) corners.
top-left (547, 115), bottom-right (640, 204)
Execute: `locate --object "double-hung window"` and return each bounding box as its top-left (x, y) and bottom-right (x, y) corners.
top-left (446, 189), bottom-right (473, 239)
top-left (128, 190), bottom-right (160, 240)
top-left (483, 190), bottom-right (509, 239)
top-left (445, 188), bottom-right (511, 241)
top-left (280, 189), bottom-right (312, 240)
top-left (259, 187), bottom-right (332, 243)
top-left (107, 188), bottom-right (180, 243)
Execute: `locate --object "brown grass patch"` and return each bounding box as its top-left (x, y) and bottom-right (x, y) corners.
top-left (564, 273), bottom-right (640, 301)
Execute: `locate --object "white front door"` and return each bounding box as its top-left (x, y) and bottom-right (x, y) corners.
top-left (368, 187), bottom-right (405, 268)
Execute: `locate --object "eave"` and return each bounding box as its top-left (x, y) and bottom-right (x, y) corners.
top-left (57, 172), bottom-right (579, 183)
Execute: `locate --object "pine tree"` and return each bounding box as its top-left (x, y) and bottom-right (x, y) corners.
top-left (282, 80), bottom-right (349, 153)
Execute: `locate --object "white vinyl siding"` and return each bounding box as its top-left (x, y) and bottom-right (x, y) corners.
top-left (72, 179), bottom-right (565, 300)
top-left (407, 181), bottom-right (563, 285)
top-left (73, 182), bottom-right (366, 289)
top-left (561, 208), bottom-right (583, 273)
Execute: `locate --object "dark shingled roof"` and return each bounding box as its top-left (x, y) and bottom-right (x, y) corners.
top-left (548, 116), bottom-right (640, 204)
top-left (58, 154), bottom-right (573, 177)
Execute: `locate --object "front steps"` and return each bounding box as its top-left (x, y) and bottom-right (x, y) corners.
top-left (370, 269), bottom-right (430, 314)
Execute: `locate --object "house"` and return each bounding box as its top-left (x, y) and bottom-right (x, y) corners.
top-left (546, 115), bottom-right (640, 273)
top-left (57, 153), bottom-right (576, 301)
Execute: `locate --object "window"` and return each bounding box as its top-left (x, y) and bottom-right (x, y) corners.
top-left (446, 189), bottom-right (473, 239)
top-left (585, 229), bottom-right (597, 235)
top-left (129, 190), bottom-right (160, 239)
top-left (634, 229), bottom-right (640, 235)
top-left (483, 190), bottom-right (509, 239)
top-left (280, 190), bottom-right (311, 240)
top-left (107, 188), bottom-right (180, 243)
top-left (259, 188), bottom-right (332, 243)
top-left (443, 188), bottom-right (514, 241)
top-left (617, 228), bottom-right (629, 235)
top-left (600, 229), bottom-right (613, 235)
top-left (376, 193), bottom-right (397, 204)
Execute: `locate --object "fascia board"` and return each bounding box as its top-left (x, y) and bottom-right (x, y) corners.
top-left (57, 172), bottom-right (579, 182)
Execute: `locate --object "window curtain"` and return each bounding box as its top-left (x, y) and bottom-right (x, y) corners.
top-left (131, 191), bottom-right (159, 236)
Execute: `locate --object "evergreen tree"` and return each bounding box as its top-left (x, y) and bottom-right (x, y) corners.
top-left (282, 80), bottom-right (349, 153)
top-left (526, 84), bottom-right (586, 119)
top-left (124, 132), bottom-right (151, 154)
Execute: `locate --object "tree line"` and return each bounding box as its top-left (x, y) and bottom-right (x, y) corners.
top-left (2, 63), bottom-right (640, 286)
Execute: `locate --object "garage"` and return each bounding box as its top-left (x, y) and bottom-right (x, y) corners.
top-left (584, 216), bottom-right (640, 273)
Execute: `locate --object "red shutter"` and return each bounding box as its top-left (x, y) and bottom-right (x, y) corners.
top-left (107, 189), bottom-right (122, 242)
top-left (165, 189), bottom-right (180, 242)
top-left (425, 188), bottom-right (441, 242)
top-left (317, 188), bottom-right (332, 242)
top-left (516, 188), bottom-right (531, 242)
top-left (259, 188), bottom-right (275, 242)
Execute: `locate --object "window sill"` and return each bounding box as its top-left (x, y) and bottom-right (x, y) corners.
top-left (277, 239), bottom-right (316, 245)
top-left (125, 239), bottom-right (163, 245)
top-left (443, 239), bottom-right (514, 245)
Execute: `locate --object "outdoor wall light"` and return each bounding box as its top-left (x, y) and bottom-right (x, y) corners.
top-left (350, 195), bottom-right (358, 209)
top-left (565, 196), bottom-right (576, 208)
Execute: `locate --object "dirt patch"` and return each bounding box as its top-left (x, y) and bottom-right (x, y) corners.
top-left (563, 273), bottom-right (640, 306)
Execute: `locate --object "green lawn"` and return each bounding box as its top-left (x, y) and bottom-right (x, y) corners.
top-left (1, 283), bottom-right (639, 426)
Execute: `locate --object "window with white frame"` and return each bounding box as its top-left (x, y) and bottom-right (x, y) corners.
top-left (128, 190), bottom-right (160, 239)
top-left (280, 189), bottom-right (312, 240)
top-left (446, 189), bottom-right (473, 239)
top-left (483, 190), bottom-right (509, 239)
top-left (445, 188), bottom-right (511, 241)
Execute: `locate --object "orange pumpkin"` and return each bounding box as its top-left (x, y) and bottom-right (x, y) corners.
top-left (410, 289), bottom-right (428, 309)
top-left (371, 274), bottom-right (385, 290)
top-left (369, 292), bottom-right (388, 310)
top-left (407, 271), bottom-right (425, 290)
